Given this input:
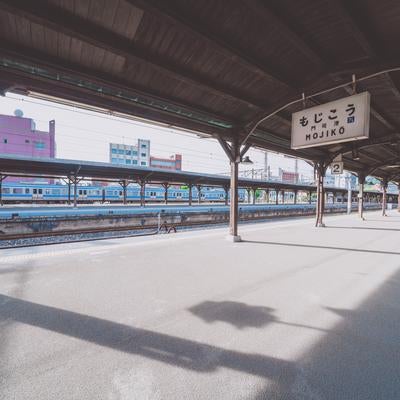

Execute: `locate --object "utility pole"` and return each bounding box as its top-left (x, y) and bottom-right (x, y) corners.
top-left (264, 151), bottom-right (268, 180)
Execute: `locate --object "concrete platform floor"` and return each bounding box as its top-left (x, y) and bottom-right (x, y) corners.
top-left (0, 210), bottom-right (399, 400)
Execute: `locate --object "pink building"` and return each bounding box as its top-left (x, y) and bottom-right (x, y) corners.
top-left (0, 111), bottom-right (56, 182)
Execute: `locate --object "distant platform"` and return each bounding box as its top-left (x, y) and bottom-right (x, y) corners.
top-left (1, 210), bottom-right (399, 399)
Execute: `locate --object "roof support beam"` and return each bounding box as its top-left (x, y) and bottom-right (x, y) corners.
top-left (0, 0), bottom-right (275, 112)
top-left (0, 45), bottom-right (237, 137)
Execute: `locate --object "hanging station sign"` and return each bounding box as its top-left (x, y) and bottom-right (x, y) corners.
top-left (291, 92), bottom-right (370, 149)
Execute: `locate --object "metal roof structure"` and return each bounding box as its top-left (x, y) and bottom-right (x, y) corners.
top-left (0, 0), bottom-right (400, 182)
top-left (0, 155), bottom-right (349, 194)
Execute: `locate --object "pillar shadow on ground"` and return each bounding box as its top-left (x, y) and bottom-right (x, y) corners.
top-left (188, 301), bottom-right (276, 329)
top-left (242, 240), bottom-right (400, 256)
top-left (326, 226), bottom-right (400, 232)
top-left (252, 268), bottom-right (400, 399)
top-left (0, 294), bottom-right (294, 384)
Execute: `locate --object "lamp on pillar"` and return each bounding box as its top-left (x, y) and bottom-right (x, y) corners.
top-left (241, 155), bottom-right (253, 165)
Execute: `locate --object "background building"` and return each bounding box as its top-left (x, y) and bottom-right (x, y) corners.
top-left (150, 154), bottom-right (182, 171)
top-left (109, 139), bottom-right (150, 166)
top-left (0, 110), bottom-right (56, 182)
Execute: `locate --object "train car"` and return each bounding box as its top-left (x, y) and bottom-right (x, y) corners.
top-left (0, 182), bottom-right (245, 204)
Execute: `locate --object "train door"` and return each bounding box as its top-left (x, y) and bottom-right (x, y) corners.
top-left (78, 189), bottom-right (88, 200)
top-left (32, 188), bottom-right (43, 200)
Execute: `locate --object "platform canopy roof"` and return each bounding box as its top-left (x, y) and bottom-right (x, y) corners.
top-left (0, 154), bottom-right (352, 193)
top-left (0, 0), bottom-right (400, 182)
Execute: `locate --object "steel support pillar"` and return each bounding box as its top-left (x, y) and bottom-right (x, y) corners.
top-left (358, 174), bottom-right (365, 220)
top-left (224, 185), bottom-right (229, 205)
top-left (346, 174), bottom-right (352, 214)
top-left (294, 190), bottom-right (297, 204)
top-left (188, 184), bottom-right (193, 206)
top-left (162, 183), bottom-right (169, 205)
top-left (246, 188), bottom-right (251, 204)
top-left (73, 177), bottom-right (78, 208)
top-left (265, 189), bottom-right (269, 204)
top-left (315, 162), bottom-right (326, 227)
top-left (217, 135), bottom-right (249, 242)
top-left (276, 190), bottom-right (279, 205)
top-left (398, 184), bottom-right (400, 212)
top-left (0, 174), bottom-right (6, 206)
top-left (309, 191), bottom-right (312, 204)
top-left (382, 180), bottom-right (388, 216)
top-left (67, 177), bottom-right (72, 205)
top-left (252, 189), bottom-right (256, 205)
top-left (196, 185), bottom-right (202, 204)
top-left (282, 190), bottom-right (285, 204)
top-left (140, 180), bottom-right (146, 207)
top-left (229, 157), bottom-right (240, 240)
top-left (119, 180), bottom-right (128, 205)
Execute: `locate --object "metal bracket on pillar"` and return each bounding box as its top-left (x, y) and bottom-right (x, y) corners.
top-left (119, 179), bottom-right (129, 205)
top-left (162, 183), bottom-right (170, 204)
top-left (68, 174), bottom-right (82, 208)
top-left (216, 134), bottom-right (244, 242)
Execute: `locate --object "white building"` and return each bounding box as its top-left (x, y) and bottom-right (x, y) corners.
top-left (109, 139), bottom-right (150, 167)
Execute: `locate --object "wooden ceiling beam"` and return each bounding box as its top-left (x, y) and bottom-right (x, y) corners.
top-left (0, 0), bottom-right (281, 113)
top-left (0, 46), bottom-right (237, 137)
top-left (125, 0), bottom-right (299, 90)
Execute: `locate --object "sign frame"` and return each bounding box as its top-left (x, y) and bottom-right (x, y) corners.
top-left (331, 161), bottom-right (343, 175)
top-left (291, 92), bottom-right (370, 150)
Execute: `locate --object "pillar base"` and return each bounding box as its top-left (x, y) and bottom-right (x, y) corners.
top-left (316, 222), bottom-right (326, 228)
top-left (226, 234), bottom-right (242, 242)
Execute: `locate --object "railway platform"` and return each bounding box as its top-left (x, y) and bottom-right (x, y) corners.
top-left (1, 210), bottom-right (399, 399)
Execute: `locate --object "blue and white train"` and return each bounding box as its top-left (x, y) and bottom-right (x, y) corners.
top-left (0, 182), bottom-right (246, 204)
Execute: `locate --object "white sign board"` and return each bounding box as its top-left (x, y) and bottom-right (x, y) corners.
top-left (291, 92), bottom-right (370, 149)
top-left (331, 161), bottom-right (343, 175)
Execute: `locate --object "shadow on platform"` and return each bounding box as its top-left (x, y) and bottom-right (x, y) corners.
top-left (0, 293), bottom-right (294, 385)
top-left (252, 267), bottom-right (400, 399)
top-left (242, 240), bottom-right (400, 256)
top-left (1, 267), bottom-right (399, 398)
top-left (327, 225), bottom-right (400, 232)
top-left (188, 301), bottom-right (276, 329)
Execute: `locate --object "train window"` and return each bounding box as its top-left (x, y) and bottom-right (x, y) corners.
top-left (53, 189), bottom-right (60, 195)
top-left (13, 188), bottom-right (23, 194)
top-left (176, 192), bottom-right (182, 197)
top-left (84, 190), bottom-right (87, 195)
top-left (78, 190), bottom-right (82, 195)
top-left (25, 188), bottom-right (30, 194)
top-left (38, 189), bottom-right (43, 194)
top-left (33, 188), bottom-right (37, 194)
top-left (45, 189), bottom-right (51, 194)
top-left (119, 191), bottom-right (122, 196)
top-left (2, 188), bottom-right (10, 194)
